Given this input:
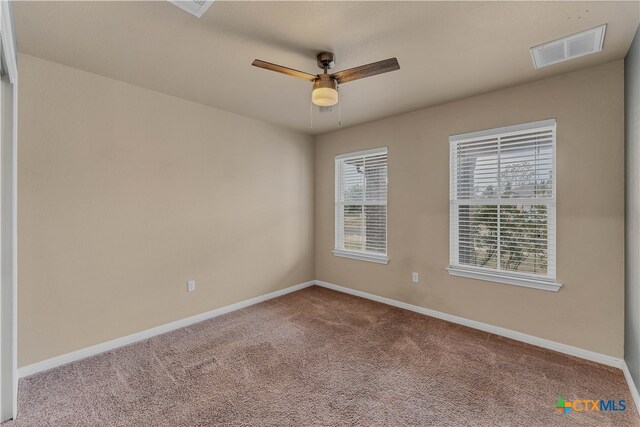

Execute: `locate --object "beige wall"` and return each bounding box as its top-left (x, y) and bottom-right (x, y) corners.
top-left (18, 54), bottom-right (315, 367)
top-left (315, 61), bottom-right (625, 357)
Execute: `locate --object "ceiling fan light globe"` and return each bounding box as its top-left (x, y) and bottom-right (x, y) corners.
top-left (312, 87), bottom-right (339, 107)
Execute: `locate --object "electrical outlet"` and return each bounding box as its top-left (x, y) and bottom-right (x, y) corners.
top-left (187, 280), bottom-right (196, 292)
top-left (412, 272), bottom-right (419, 283)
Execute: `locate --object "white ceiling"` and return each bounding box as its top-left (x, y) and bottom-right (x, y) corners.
top-left (14, 1), bottom-right (639, 135)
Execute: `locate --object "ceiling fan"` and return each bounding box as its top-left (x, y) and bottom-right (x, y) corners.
top-left (251, 52), bottom-right (400, 107)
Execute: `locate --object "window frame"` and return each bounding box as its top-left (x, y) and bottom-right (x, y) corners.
top-left (447, 119), bottom-right (562, 292)
top-left (333, 147), bottom-right (389, 264)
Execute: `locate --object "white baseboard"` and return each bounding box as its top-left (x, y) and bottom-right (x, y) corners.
top-left (18, 280), bottom-right (315, 378)
top-left (622, 362), bottom-right (640, 414)
top-left (314, 280), bottom-right (624, 368)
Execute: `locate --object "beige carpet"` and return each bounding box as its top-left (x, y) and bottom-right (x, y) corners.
top-left (5, 286), bottom-right (638, 426)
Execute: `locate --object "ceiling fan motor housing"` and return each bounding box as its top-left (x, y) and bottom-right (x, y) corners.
top-left (313, 74), bottom-right (337, 91)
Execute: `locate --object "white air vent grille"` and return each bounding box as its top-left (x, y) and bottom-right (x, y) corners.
top-left (168, 0), bottom-right (214, 18)
top-left (530, 24), bottom-right (606, 69)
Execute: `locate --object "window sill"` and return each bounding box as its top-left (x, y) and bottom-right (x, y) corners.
top-left (446, 266), bottom-right (561, 292)
top-left (333, 250), bottom-right (389, 265)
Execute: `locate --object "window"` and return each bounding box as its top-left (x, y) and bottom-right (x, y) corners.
top-left (448, 120), bottom-right (561, 291)
top-left (334, 147), bottom-right (388, 264)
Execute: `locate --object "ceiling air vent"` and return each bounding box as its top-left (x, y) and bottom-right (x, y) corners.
top-left (530, 24), bottom-right (606, 69)
top-left (167, 0), bottom-right (214, 18)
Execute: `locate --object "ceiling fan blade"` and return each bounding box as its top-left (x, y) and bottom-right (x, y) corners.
top-left (331, 58), bottom-right (400, 84)
top-left (251, 59), bottom-right (318, 82)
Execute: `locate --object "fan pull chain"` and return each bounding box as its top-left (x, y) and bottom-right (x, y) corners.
top-left (309, 101), bottom-right (313, 129)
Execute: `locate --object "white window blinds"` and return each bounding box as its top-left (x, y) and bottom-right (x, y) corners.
top-left (449, 120), bottom-right (557, 289)
top-left (334, 147), bottom-right (388, 263)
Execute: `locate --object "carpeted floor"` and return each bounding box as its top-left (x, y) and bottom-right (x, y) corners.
top-left (5, 286), bottom-right (638, 426)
